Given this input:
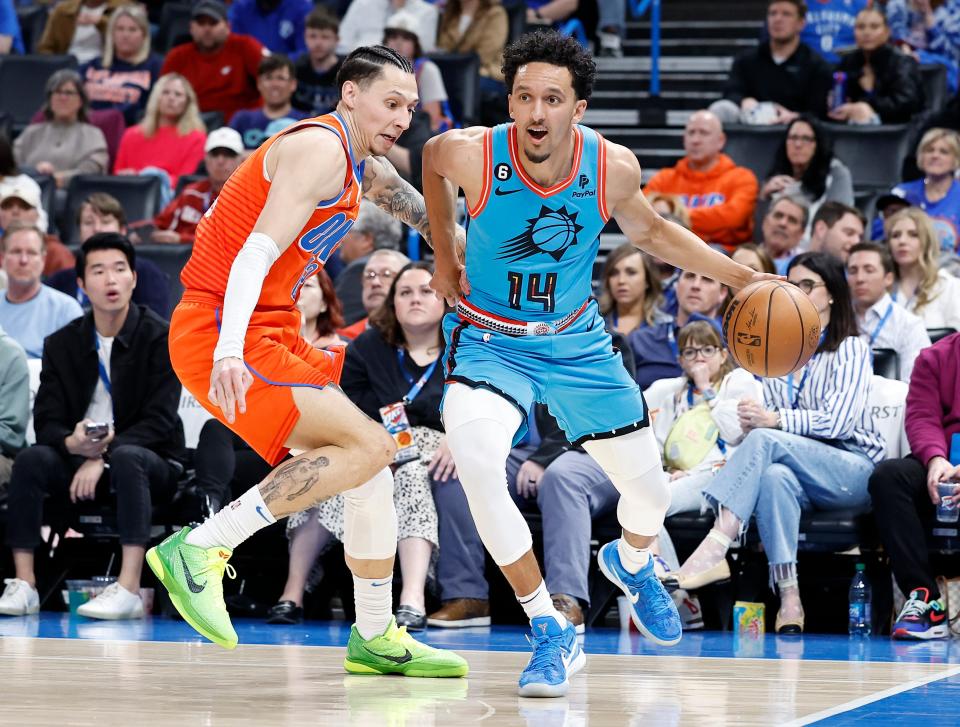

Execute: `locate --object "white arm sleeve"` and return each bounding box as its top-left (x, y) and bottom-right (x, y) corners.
top-left (212, 232), bottom-right (281, 362)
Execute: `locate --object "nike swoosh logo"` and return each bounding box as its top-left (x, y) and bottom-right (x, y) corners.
top-left (930, 612), bottom-right (946, 623)
top-left (362, 644), bottom-right (412, 664)
top-left (179, 549), bottom-right (206, 594)
top-left (371, 581), bottom-right (391, 587)
top-left (494, 187), bottom-right (521, 196)
top-left (628, 590), bottom-right (639, 605)
top-left (255, 505), bottom-right (271, 523)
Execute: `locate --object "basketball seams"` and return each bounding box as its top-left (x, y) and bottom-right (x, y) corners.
top-left (762, 284), bottom-right (776, 377)
top-left (727, 280), bottom-right (773, 377)
top-left (784, 286), bottom-right (807, 375)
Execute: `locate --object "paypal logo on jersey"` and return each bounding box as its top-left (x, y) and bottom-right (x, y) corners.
top-left (290, 212), bottom-right (354, 300)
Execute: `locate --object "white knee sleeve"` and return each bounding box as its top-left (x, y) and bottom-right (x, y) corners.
top-left (443, 384), bottom-right (533, 566)
top-left (582, 428), bottom-right (670, 537)
top-left (342, 467), bottom-right (397, 560)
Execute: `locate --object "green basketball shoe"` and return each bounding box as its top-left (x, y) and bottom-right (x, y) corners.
top-left (344, 617), bottom-right (469, 677)
top-left (145, 527), bottom-right (238, 649)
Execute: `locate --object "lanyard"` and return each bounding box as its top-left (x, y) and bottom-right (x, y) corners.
top-left (667, 325), bottom-right (678, 359)
top-left (95, 334), bottom-right (111, 396)
top-left (396, 349), bottom-right (438, 405)
top-left (787, 329), bottom-right (826, 409)
top-left (868, 302), bottom-right (894, 347)
top-left (686, 383), bottom-right (727, 454)
top-left (890, 288), bottom-right (916, 309)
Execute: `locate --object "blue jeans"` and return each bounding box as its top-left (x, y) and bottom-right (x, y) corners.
top-left (702, 429), bottom-right (874, 569)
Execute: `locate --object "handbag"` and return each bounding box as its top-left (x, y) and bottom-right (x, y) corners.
top-left (663, 403), bottom-right (720, 471)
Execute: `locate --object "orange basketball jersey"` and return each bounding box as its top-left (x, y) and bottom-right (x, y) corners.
top-left (181, 111), bottom-right (364, 309)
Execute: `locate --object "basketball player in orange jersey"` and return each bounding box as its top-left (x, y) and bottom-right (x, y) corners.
top-left (146, 45), bottom-right (468, 677)
top-left (423, 31), bottom-right (779, 696)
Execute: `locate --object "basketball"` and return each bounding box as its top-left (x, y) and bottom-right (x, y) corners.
top-left (722, 280), bottom-right (821, 378)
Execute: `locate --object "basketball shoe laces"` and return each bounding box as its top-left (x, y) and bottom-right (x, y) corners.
top-left (900, 597), bottom-right (930, 621)
top-left (627, 567), bottom-right (674, 624)
top-left (524, 629), bottom-right (566, 675)
top-left (195, 552), bottom-right (237, 596)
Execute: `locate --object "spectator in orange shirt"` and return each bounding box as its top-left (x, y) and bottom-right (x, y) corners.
top-left (159, 0), bottom-right (268, 123)
top-left (149, 128), bottom-right (243, 244)
top-left (644, 110), bottom-right (759, 250)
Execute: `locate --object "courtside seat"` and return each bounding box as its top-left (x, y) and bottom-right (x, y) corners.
top-left (722, 125), bottom-right (786, 183)
top-left (62, 175), bottom-right (163, 243)
top-left (920, 64), bottom-right (948, 112)
top-left (0, 54), bottom-right (77, 133)
top-left (827, 123), bottom-right (912, 192)
top-left (425, 53), bottom-right (481, 127)
top-left (134, 243), bottom-right (193, 307)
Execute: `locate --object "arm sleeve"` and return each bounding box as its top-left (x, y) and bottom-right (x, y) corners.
top-left (687, 169), bottom-right (758, 239)
top-left (0, 344), bottom-right (29, 454)
top-left (777, 338), bottom-right (873, 441)
top-left (905, 348), bottom-right (949, 464)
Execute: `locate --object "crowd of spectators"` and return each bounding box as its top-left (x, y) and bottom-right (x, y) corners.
top-left (0, 0), bottom-right (956, 643)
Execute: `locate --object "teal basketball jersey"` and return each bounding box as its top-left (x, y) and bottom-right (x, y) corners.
top-left (463, 123), bottom-right (609, 322)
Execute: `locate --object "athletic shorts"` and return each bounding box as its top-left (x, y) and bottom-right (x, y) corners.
top-left (441, 298), bottom-right (648, 447)
top-left (169, 291), bottom-right (345, 466)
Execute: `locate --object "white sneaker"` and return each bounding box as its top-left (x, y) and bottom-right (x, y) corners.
top-left (76, 583), bottom-right (144, 620)
top-left (0, 578), bottom-right (40, 616)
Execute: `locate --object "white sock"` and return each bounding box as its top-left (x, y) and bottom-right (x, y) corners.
top-left (517, 580), bottom-right (567, 628)
top-left (353, 575), bottom-right (394, 640)
top-left (185, 485), bottom-right (277, 550)
top-left (618, 539), bottom-right (651, 575)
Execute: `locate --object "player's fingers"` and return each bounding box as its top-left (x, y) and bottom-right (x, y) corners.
top-left (233, 370), bottom-right (248, 415)
top-left (218, 380), bottom-right (236, 423)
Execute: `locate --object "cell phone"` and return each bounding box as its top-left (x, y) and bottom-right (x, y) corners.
top-left (85, 422), bottom-right (109, 441)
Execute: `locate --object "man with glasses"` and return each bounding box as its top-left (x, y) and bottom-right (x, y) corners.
top-left (230, 55), bottom-right (311, 152)
top-left (645, 110), bottom-right (759, 250)
top-left (338, 249), bottom-right (410, 339)
top-left (0, 222), bottom-right (82, 358)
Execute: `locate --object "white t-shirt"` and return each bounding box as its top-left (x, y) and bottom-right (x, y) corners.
top-left (84, 333), bottom-right (113, 425)
top-left (416, 59), bottom-right (448, 104)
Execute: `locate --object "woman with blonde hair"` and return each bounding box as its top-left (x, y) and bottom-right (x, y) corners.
top-left (884, 206), bottom-right (960, 329)
top-left (82, 4), bottom-right (163, 125)
top-left (891, 128), bottom-right (960, 254)
top-left (598, 243), bottom-right (668, 336)
top-left (113, 73), bottom-right (206, 200)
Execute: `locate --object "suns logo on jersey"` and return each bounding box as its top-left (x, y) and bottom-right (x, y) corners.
top-left (290, 212), bottom-right (355, 299)
top-left (497, 204), bottom-right (585, 263)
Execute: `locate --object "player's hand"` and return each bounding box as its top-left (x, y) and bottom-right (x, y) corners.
top-left (430, 258), bottom-right (465, 308)
top-left (70, 457), bottom-right (105, 503)
top-left (516, 460), bottom-right (545, 499)
top-left (209, 357), bottom-right (253, 424)
top-left (427, 437), bottom-right (458, 482)
top-left (746, 270), bottom-right (787, 287)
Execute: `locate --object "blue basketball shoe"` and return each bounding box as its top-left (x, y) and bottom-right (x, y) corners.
top-left (598, 540), bottom-right (682, 646)
top-left (518, 616), bottom-right (586, 698)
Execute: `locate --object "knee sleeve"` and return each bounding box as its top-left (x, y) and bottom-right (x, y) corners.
top-left (582, 428), bottom-right (670, 537)
top-left (342, 467), bottom-right (397, 560)
top-left (443, 384), bottom-right (533, 566)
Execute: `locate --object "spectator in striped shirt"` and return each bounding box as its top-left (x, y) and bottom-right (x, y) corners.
top-left (663, 252), bottom-right (884, 635)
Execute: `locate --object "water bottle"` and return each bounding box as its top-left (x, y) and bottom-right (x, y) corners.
top-left (831, 71), bottom-right (847, 112)
top-left (848, 563), bottom-right (872, 636)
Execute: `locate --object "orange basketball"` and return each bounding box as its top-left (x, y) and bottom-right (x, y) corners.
top-left (722, 280), bottom-right (821, 378)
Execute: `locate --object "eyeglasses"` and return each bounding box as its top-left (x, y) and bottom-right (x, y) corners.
top-left (791, 279), bottom-right (827, 294)
top-left (52, 88), bottom-right (80, 97)
top-left (364, 269), bottom-right (397, 281)
top-left (786, 134), bottom-right (816, 144)
top-left (680, 345), bottom-right (720, 361)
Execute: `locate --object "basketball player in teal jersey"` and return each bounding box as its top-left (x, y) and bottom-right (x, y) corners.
top-left (423, 31), bottom-right (780, 697)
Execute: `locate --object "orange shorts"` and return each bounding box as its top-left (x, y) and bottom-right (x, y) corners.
top-left (169, 291), bottom-right (345, 466)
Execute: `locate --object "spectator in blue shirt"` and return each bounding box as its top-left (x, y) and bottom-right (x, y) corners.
top-left (800, 0), bottom-right (868, 63)
top-left (0, 223), bottom-right (83, 358)
top-left (891, 127), bottom-right (960, 254)
top-left (0, 0), bottom-right (24, 54)
top-left (228, 0), bottom-right (312, 56)
top-left (230, 54), bottom-right (309, 151)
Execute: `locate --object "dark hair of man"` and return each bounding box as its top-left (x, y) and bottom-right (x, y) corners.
top-left (813, 200), bottom-right (866, 230)
top-left (787, 251), bottom-right (857, 353)
top-left (848, 242), bottom-right (895, 276)
top-left (258, 53), bottom-right (295, 78)
top-left (76, 232), bottom-right (136, 281)
top-left (306, 6), bottom-right (339, 33)
top-left (768, 0), bottom-right (807, 19)
top-left (336, 45), bottom-right (413, 97)
top-left (501, 29), bottom-right (596, 102)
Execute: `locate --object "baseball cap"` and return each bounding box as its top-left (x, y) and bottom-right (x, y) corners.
top-left (192, 0), bottom-right (227, 22)
top-left (875, 189), bottom-right (907, 212)
top-left (0, 184), bottom-right (41, 210)
top-left (204, 127), bottom-right (243, 155)
top-left (384, 11), bottom-right (424, 48)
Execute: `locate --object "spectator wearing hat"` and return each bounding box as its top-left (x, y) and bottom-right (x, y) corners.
top-left (160, 0), bottom-right (268, 123)
top-left (149, 128), bottom-right (244, 244)
top-left (293, 7), bottom-right (343, 117)
top-left (338, 0), bottom-right (438, 55)
top-left (383, 12), bottom-right (451, 132)
top-left (0, 185), bottom-right (74, 277)
top-left (0, 222), bottom-right (83, 359)
top-left (228, 0), bottom-right (312, 57)
top-left (229, 55), bottom-right (310, 151)
top-left (870, 191), bottom-right (910, 242)
top-left (37, 0), bottom-right (128, 64)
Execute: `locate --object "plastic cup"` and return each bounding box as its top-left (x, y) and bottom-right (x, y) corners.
top-left (937, 482), bottom-right (959, 523)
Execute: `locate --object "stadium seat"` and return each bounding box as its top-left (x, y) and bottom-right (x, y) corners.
top-left (200, 111), bottom-right (224, 132)
top-left (871, 347), bottom-right (899, 380)
top-left (721, 125), bottom-right (786, 183)
top-left (920, 64), bottom-right (948, 112)
top-left (927, 327), bottom-right (956, 344)
top-left (134, 243), bottom-right (193, 307)
top-left (426, 53), bottom-right (481, 127)
top-left (503, 0), bottom-right (529, 43)
top-left (174, 174), bottom-right (206, 198)
top-left (827, 123), bottom-right (913, 192)
top-left (62, 175), bottom-right (163, 243)
top-left (158, 3), bottom-right (193, 53)
top-left (16, 4), bottom-right (48, 54)
top-left (0, 55), bottom-right (78, 132)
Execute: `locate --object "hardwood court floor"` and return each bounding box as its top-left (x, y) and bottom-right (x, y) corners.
top-left (3, 626), bottom-right (960, 726)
